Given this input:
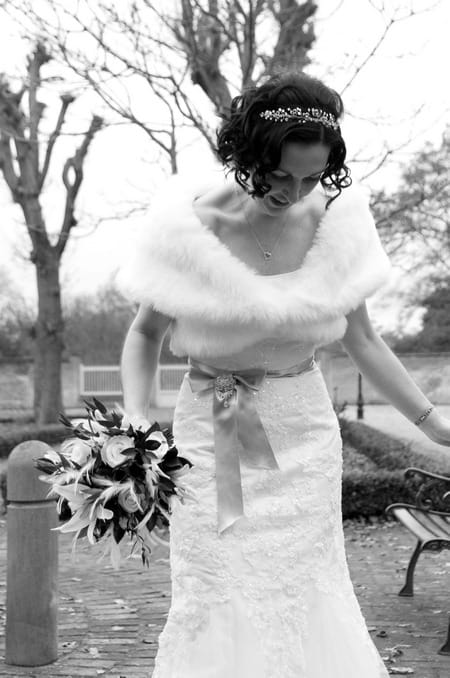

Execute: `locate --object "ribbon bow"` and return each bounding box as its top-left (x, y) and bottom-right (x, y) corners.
top-left (188, 360), bottom-right (279, 535)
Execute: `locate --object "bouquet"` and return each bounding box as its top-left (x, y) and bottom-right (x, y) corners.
top-left (35, 398), bottom-right (194, 568)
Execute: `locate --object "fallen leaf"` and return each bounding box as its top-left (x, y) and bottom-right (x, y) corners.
top-left (86, 647), bottom-right (100, 657)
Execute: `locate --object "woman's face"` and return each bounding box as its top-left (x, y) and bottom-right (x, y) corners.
top-left (253, 141), bottom-right (330, 215)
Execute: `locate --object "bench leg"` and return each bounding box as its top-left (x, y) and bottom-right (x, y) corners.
top-left (399, 540), bottom-right (424, 597)
top-left (438, 617), bottom-right (450, 655)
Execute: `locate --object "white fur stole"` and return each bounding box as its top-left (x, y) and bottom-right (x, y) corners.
top-left (118, 170), bottom-right (391, 356)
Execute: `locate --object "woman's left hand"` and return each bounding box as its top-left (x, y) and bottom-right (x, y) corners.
top-left (420, 412), bottom-right (450, 447)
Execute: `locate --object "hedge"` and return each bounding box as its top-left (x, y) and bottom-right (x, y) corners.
top-left (0, 424), bottom-right (67, 459)
top-left (340, 418), bottom-right (450, 519)
top-left (1, 416), bottom-right (449, 520)
top-left (340, 418), bottom-right (450, 474)
top-left (342, 470), bottom-right (412, 519)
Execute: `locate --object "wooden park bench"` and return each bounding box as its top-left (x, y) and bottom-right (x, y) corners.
top-left (386, 467), bottom-right (450, 655)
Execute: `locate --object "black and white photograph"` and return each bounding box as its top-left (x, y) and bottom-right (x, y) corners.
top-left (0, 1), bottom-right (450, 676)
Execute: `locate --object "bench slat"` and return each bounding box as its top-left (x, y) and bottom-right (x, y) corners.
top-left (391, 507), bottom-right (449, 544)
top-left (409, 509), bottom-right (450, 541)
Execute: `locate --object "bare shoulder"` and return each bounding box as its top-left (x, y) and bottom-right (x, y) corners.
top-left (192, 182), bottom-right (237, 235)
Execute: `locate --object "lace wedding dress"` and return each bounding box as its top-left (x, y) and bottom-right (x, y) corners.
top-left (151, 336), bottom-right (389, 678)
top-left (118, 170), bottom-right (392, 677)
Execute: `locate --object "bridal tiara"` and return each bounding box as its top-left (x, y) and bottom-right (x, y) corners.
top-left (259, 106), bottom-right (339, 130)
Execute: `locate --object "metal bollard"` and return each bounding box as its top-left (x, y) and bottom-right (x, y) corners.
top-left (6, 440), bottom-right (58, 666)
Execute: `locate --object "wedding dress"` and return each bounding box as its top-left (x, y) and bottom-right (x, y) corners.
top-left (119, 170), bottom-right (392, 677)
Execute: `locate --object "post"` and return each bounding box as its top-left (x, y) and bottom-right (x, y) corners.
top-left (357, 372), bottom-right (364, 420)
top-left (6, 440), bottom-right (58, 666)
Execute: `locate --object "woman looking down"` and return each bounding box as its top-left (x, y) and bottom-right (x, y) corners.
top-left (120, 71), bottom-right (450, 678)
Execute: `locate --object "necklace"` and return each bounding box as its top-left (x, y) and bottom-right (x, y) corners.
top-left (242, 197), bottom-right (290, 263)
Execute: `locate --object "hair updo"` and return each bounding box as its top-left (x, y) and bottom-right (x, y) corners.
top-left (216, 72), bottom-right (351, 206)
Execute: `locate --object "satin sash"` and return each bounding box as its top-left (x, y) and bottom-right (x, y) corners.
top-left (188, 356), bottom-right (316, 534)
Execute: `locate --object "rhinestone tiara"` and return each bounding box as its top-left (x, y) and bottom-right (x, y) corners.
top-left (259, 106), bottom-right (339, 130)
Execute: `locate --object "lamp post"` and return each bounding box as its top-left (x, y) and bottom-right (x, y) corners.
top-left (357, 373), bottom-right (364, 420)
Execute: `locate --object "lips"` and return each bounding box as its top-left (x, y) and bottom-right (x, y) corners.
top-left (270, 195), bottom-right (289, 207)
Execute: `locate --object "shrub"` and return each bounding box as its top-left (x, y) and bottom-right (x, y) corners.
top-left (340, 419), bottom-right (450, 518)
top-left (1, 417), bottom-right (446, 520)
top-left (0, 424), bottom-right (67, 459)
top-left (340, 418), bottom-right (450, 474)
top-left (342, 470), bottom-right (414, 519)
top-left (342, 445), bottom-right (378, 474)
top-left (0, 424), bottom-right (68, 513)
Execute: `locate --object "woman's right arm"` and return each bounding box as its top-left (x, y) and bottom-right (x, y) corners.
top-left (120, 305), bottom-right (173, 420)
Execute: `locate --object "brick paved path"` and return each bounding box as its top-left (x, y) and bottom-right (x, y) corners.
top-left (1, 517), bottom-right (450, 677)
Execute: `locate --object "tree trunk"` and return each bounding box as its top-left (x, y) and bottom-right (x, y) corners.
top-left (33, 247), bottom-right (64, 424)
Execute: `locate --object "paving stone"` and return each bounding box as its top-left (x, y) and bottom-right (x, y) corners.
top-left (1, 516), bottom-right (450, 676)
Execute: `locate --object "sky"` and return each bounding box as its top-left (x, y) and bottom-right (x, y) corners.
top-left (0, 0), bottom-right (449, 336)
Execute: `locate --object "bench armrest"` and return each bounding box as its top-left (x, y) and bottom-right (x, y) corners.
top-left (404, 467), bottom-right (450, 484)
top-left (401, 467), bottom-right (450, 512)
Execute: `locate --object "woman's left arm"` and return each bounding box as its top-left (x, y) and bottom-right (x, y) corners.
top-left (341, 302), bottom-right (450, 447)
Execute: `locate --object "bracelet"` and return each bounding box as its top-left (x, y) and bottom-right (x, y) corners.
top-left (414, 405), bottom-right (434, 427)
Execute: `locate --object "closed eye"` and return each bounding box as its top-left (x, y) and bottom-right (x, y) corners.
top-left (270, 170), bottom-right (325, 181)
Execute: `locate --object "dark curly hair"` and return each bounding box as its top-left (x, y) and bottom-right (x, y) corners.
top-left (216, 72), bottom-right (351, 206)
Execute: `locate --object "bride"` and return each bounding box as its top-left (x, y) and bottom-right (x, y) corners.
top-left (120, 71), bottom-right (450, 677)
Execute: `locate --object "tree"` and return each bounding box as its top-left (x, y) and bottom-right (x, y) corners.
top-left (393, 279), bottom-right (450, 353)
top-left (0, 43), bottom-right (103, 422)
top-left (7, 0), bottom-right (438, 185)
top-left (6, 0), bottom-right (317, 170)
top-left (368, 127), bottom-right (450, 341)
top-left (63, 282), bottom-right (183, 365)
top-left (372, 128), bottom-right (450, 277)
top-left (0, 270), bottom-right (34, 359)
top-left (64, 284), bottom-right (136, 364)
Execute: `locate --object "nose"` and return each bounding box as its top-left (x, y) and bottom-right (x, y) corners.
top-left (283, 178), bottom-right (304, 203)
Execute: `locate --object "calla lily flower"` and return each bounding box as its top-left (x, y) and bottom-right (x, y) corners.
top-left (35, 397), bottom-right (194, 569)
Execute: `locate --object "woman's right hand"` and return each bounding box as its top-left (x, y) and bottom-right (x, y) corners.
top-left (420, 411), bottom-right (450, 447)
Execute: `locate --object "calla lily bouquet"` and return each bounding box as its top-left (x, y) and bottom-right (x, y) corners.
top-left (34, 398), bottom-right (194, 568)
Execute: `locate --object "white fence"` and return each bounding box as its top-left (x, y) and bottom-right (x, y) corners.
top-left (154, 364), bottom-right (189, 406)
top-left (80, 363), bottom-right (189, 407)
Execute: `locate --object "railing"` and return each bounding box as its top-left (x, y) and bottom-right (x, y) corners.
top-left (79, 363), bottom-right (189, 407)
top-left (155, 364), bottom-right (189, 407)
top-left (80, 365), bottom-right (122, 397)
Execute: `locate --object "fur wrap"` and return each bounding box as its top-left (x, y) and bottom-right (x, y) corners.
top-left (119, 170), bottom-right (392, 358)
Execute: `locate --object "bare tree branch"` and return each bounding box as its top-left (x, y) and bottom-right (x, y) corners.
top-left (39, 92), bottom-right (75, 190)
top-left (56, 113), bottom-right (103, 256)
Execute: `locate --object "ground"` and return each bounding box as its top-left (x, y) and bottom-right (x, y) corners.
top-left (0, 517), bottom-right (449, 677)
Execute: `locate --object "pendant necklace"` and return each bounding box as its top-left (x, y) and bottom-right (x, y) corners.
top-left (242, 198), bottom-right (290, 263)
